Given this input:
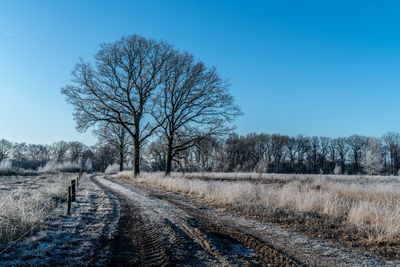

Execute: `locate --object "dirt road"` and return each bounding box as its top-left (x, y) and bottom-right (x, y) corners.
top-left (93, 175), bottom-right (400, 266)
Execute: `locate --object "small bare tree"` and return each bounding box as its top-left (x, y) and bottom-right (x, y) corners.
top-left (94, 122), bottom-right (131, 171)
top-left (0, 139), bottom-right (13, 162)
top-left (334, 137), bottom-right (348, 174)
top-left (50, 141), bottom-right (69, 162)
top-left (61, 35), bottom-right (172, 176)
top-left (152, 51), bottom-right (241, 175)
top-left (361, 137), bottom-right (383, 175)
top-left (383, 132), bottom-right (400, 175)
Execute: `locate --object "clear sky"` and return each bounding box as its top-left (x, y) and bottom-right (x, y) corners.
top-left (1, 0), bottom-right (400, 145)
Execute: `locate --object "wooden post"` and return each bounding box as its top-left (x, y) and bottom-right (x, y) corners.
top-left (66, 186), bottom-right (71, 215)
top-left (71, 180), bottom-right (76, 202)
top-left (76, 175), bottom-right (79, 188)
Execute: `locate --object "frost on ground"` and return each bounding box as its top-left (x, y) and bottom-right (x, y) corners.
top-left (0, 173), bottom-right (71, 242)
top-left (96, 175), bottom-right (297, 266)
top-left (0, 175), bottom-right (119, 266)
top-left (111, 172), bottom-right (400, 266)
top-left (117, 172), bottom-right (400, 248)
top-left (98, 175), bottom-right (400, 266)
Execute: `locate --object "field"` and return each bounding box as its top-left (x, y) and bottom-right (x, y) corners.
top-left (1, 172), bottom-right (400, 266)
top-left (0, 173), bottom-right (70, 244)
top-left (131, 172), bottom-right (400, 244)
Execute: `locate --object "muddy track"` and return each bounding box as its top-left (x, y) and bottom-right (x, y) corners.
top-left (94, 176), bottom-right (299, 266)
top-left (93, 177), bottom-right (169, 266)
top-left (152, 193), bottom-right (299, 266)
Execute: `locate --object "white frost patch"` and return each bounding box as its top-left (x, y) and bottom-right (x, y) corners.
top-left (0, 175), bottom-right (120, 266)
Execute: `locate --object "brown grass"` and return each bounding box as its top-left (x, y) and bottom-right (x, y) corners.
top-left (115, 171), bottom-right (400, 244)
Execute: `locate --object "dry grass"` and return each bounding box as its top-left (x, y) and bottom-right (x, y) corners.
top-left (115, 171), bottom-right (400, 243)
top-left (0, 174), bottom-right (71, 244)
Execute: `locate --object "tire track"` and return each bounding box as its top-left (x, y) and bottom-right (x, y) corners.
top-left (152, 193), bottom-right (300, 266)
top-left (96, 176), bottom-right (300, 266)
top-left (93, 177), bottom-right (170, 266)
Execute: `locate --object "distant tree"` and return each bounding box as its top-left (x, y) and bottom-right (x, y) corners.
top-left (270, 134), bottom-right (286, 172)
top-left (147, 138), bottom-right (166, 171)
top-left (334, 137), bottom-right (348, 174)
top-left (12, 142), bottom-right (28, 162)
top-left (61, 34), bottom-right (172, 176)
top-left (50, 141), bottom-right (69, 162)
top-left (94, 144), bottom-right (118, 172)
top-left (382, 132), bottom-right (400, 175)
top-left (308, 136), bottom-right (320, 174)
top-left (94, 122), bottom-right (131, 171)
top-left (361, 137), bottom-right (384, 175)
top-left (319, 137), bottom-right (330, 173)
top-left (152, 51), bottom-right (241, 175)
top-left (295, 135), bottom-right (310, 173)
top-left (68, 141), bottom-right (86, 162)
top-left (285, 136), bottom-right (297, 172)
top-left (347, 135), bottom-right (367, 174)
top-left (328, 138), bottom-right (337, 173)
top-left (26, 144), bottom-right (48, 161)
top-left (0, 139), bottom-right (13, 162)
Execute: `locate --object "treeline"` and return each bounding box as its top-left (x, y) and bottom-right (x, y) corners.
top-left (1, 131), bottom-right (398, 176)
top-left (0, 139), bottom-right (122, 172)
top-left (147, 132), bottom-right (399, 176)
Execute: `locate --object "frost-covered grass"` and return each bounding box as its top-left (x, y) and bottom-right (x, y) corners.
top-left (0, 160), bottom-right (18, 176)
top-left (38, 161), bottom-right (81, 173)
top-left (115, 171), bottom-right (400, 243)
top-left (0, 174), bottom-right (71, 245)
top-left (104, 164), bottom-right (121, 174)
top-left (167, 171), bottom-right (400, 184)
top-left (104, 163), bottom-right (131, 174)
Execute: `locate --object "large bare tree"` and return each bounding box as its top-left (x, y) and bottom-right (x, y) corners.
top-left (61, 35), bottom-right (172, 176)
top-left (152, 51), bottom-right (241, 175)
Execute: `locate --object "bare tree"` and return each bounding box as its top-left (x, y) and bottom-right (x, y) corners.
top-left (383, 132), bottom-right (400, 175)
top-left (68, 141), bottom-right (86, 162)
top-left (319, 137), bottom-right (330, 173)
top-left (61, 35), bottom-right (172, 176)
top-left (94, 122), bottom-right (131, 171)
top-left (295, 135), bottom-right (310, 173)
top-left (308, 136), bottom-right (320, 173)
top-left (94, 144), bottom-right (118, 172)
top-left (270, 134), bottom-right (286, 172)
top-left (328, 138), bottom-right (337, 173)
top-left (147, 137), bottom-right (166, 171)
top-left (361, 137), bottom-right (384, 175)
top-left (12, 142), bottom-right (28, 162)
top-left (334, 137), bottom-right (348, 174)
top-left (347, 135), bottom-right (367, 174)
top-left (152, 51), bottom-right (241, 175)
top-left (50, 141), bottom-right (69, 162)
top-left (0, 139), bottom-right (13, 162)
top-left (26, 144), bottom-right (48, 161)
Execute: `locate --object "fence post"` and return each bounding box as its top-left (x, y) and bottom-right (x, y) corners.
top-left (66, 186), bottom-right (71, 215)
top-left (71, 180), bottom-right (76, 202)
top-left (76, 175), bottom-right (79, 188)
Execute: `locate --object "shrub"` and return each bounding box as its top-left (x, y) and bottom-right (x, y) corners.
top-left (38, 161), bottom-right (81, 173)
top-left (0, 160), bottom-right (17, 176)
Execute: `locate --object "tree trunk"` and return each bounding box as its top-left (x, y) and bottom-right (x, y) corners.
top-left (133, 136), bottom-right (140, 177)
top-left (165, 137), bottom-right (173, 176)
top-left (119, 145), bottom-right (124, 172)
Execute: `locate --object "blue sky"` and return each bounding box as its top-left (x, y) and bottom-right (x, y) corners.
top-left (1, 0), bottom-right (400, 145)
